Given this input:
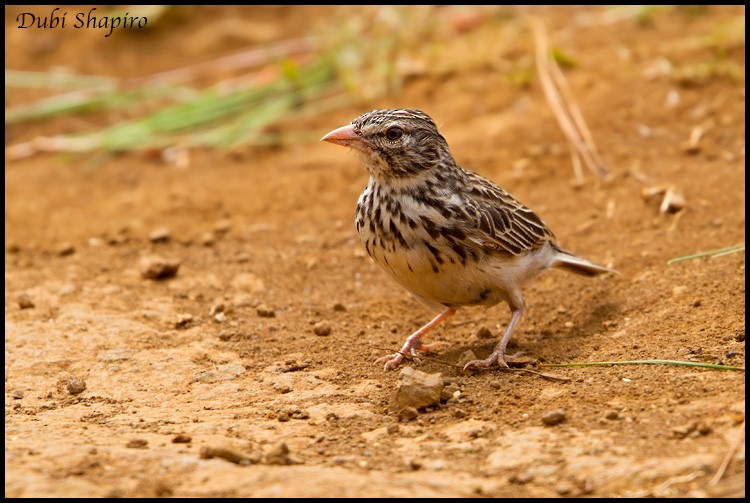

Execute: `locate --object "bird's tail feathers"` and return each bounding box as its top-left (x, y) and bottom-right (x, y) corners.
top-left (552, 250), bottom-right (615, 276)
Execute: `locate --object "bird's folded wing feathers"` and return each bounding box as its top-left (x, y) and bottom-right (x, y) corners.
top-left (460, 170), bottom-right (556, 256)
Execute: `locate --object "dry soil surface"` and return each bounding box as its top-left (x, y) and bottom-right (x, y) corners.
top-left (5, 5), bottom-right (745, 498)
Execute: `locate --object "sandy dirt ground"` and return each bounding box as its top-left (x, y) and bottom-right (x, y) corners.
top-left (5, 6), bottom-right (745, 497)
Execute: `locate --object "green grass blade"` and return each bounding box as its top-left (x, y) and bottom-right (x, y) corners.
top-left (668, 243), bottom-right (745, 264)
top-left (541, 359), bottom-right (744, 371)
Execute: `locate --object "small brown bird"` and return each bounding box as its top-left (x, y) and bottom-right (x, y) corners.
top-left (322, 109), bottom-right (612, 371)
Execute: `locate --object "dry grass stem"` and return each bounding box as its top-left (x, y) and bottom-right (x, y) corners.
top-left (530, 17), bottom-right (609, 182)
top-left (130, 37), bottom-right (317, 88)
top-left (709, 419), bottom-right (745, 486)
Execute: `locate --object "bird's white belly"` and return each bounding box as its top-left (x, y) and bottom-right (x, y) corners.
top-left (366, 237), bottom-right (555, 310)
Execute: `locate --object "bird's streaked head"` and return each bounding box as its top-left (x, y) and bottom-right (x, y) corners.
top-left (322, 109), bottom-right (452, 181)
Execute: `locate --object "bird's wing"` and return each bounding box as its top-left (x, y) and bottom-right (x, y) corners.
top-left (458, 169), bottom-right (557, 256)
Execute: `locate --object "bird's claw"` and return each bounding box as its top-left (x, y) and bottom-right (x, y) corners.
top-left (376, 352), bottom-right (405, 370)
top-left (463, 351), bottom-right (524, 372)
top-left (377, 335), bottom-right (434, 370)
top-left (463, 356), bottom-right (509, 372)
top-left (376, 349), bottom-right (423, 370)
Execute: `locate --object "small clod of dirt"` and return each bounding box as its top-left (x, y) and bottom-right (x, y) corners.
top-left (126, 439), bottom-right (148, 449)
top-left (57, 243), bottom-right (76, 256)
top-left (139, 255), bottom-right (181, 280)
top-left (66, 376), bottom-right (86, 395)
top-left (200, 446), bottom-right (260, 466)
top-left (148, 227), bottom-right (171, 243)
top-left (313, 321), bottom-right (332, 336)
top-left (542, 409), bottom-right (568, 426)
top-left (256, 305), bottom-right (276, 318)
top-left (17, 293), bottom-right (34, 309)
top-left (172, 434), bottom-right (192, 444)
top-left (174, 313), bottom-right (194, 328)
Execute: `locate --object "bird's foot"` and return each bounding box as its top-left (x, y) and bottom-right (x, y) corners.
top-left (376, 334), bottom-right (437, 370)
top-left (463, 351), bottom-right (524, 372)
top-left (375, 352), bottom-right (407, 370)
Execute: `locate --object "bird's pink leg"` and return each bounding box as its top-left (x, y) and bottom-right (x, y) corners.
top-left (377, 307), bottom-right (456, 370)
top-left (463, 303), bottom-right (524, 371)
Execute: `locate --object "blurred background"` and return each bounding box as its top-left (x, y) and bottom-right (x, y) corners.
top-left (6, 5), bottom-right (744, 158)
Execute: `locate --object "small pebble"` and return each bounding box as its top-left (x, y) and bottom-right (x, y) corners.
top-left (555, 481), bottom-right (575, 496)
top-left (134, 479), bottom-right (173, 498)
top-left (199, 232), bottom-right (215, 247)
top-left (441, 383), bottom-right (461, 403)
top-left (172, 434), bottom-right (192, 444)
top-left (11, 390), bottom-right (24, 400)
top-left (509, 472), bottom-right (535, 485)
top-left (148, 227), bottom-right (170, 243)
top-left (17, 293), bottom-right (35, 309)
top-left (604, 410), bottom-right (620, 420)
top-left (126, 439), bottom-right (148, 449)
top-left (313, 321), bottom-right (332, 336)
top-left (200, 446), bottom-right (259, 466)
top-left (397, 407), bottom-right (419, 422)
top-left (139, 255), bottom-right (181, 280)
top-left (680, 141), bottom-right (701, 155)
top-left (67, 376), bottom-right (87, 395)
top-left (333, 303), bottom-right (347, 312)
top-left (672, 422), bottom-right (697, 439)
top-left (273, 382), bottom-right (292, 394)
top-left (175, 313), bottom-right (193, 328)
top-left (279, 360), bottom-right (310, 372)
top-left (697, 423), bottom-right (712, 436)
top-left (213, 219), bottom-right (231, 235)
top-left (256, 305), bottom-right (276, 318)
top-left (453, 409), bottom-right (468, 419)
top-left (476, 326), bottom-right (493, 339)
top-left (407, 458), bottom-right (423, 471)
top-left (57, 242), bottom-right (76, 256)
top-left (291, 409), bottom-right (309, 420)
top-left (457, 350), bottom-right (479, 374)
top-left (542, 409), bottom-right (567, 426)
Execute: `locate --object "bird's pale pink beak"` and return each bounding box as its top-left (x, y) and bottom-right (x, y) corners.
top-left (321, 124), bottom-right (368, 151)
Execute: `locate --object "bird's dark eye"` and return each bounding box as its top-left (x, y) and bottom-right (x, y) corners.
top-left (385, 127), bottom-right (403, 141)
